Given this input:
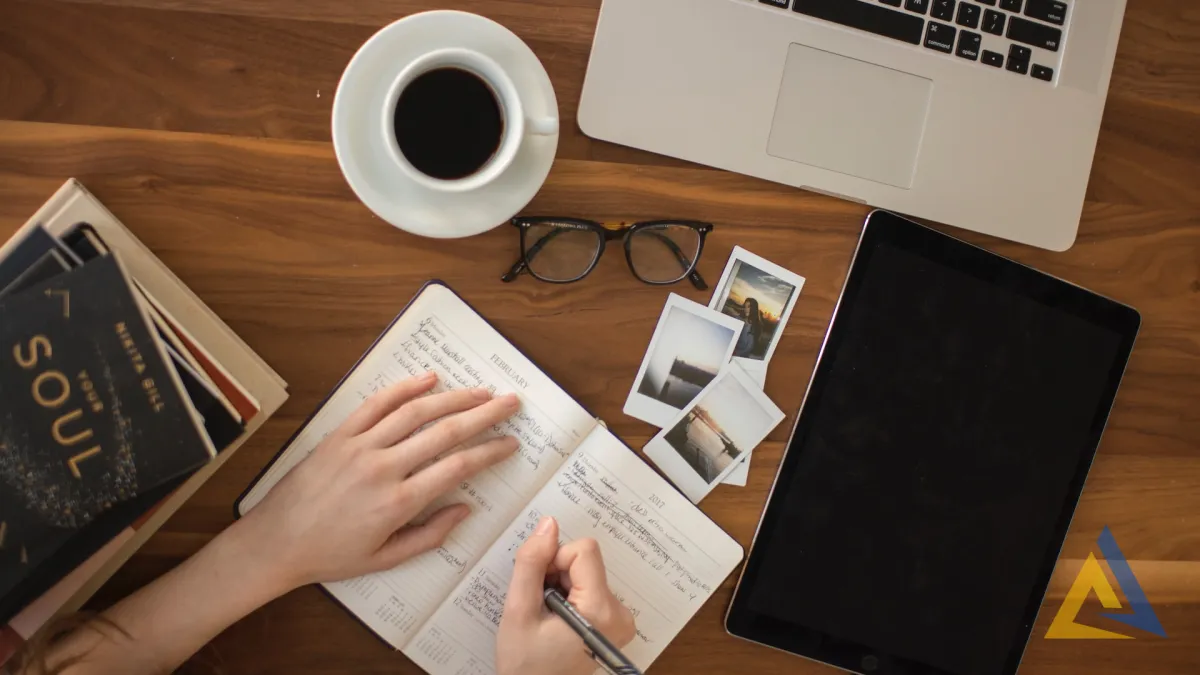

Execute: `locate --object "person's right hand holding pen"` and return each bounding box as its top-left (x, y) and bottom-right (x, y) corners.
top-left (497, 517), bottom-right (637, 675)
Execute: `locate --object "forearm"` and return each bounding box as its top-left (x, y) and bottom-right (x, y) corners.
top-left (25, 380), bottom-right (521, 675)
top-left (44, 516), bottom-right (296, 675)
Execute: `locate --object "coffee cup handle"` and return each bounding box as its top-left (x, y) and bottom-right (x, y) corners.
top-left (527, 116), bottom-right (559, 136)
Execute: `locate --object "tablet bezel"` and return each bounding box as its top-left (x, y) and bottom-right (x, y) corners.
top-left (724, 210), bottom-right (1141, 675)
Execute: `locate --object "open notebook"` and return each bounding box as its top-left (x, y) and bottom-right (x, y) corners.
top-left (237, 282), bottom-right (743, 675)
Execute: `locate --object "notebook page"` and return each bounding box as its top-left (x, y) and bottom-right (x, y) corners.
top-left (404, 427), bottom-right (744, 673)
top-left (238, 284), bottom-right (597, 648)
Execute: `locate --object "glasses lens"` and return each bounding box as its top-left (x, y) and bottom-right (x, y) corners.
top-left (628, 224), bottom-right (702, 283)
top-left (523, 222), bottom-right (602, 282)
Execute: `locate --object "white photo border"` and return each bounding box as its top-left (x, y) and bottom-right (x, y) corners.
top-left (644, 364), bottom-right (785, 503)
top-left (708, 246), bottom-right (806, 373)
top-left (623, 293), bottom-right (744, 428)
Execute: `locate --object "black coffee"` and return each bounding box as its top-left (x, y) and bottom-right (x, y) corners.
top-left (393, 67), bottom-right (504, 180)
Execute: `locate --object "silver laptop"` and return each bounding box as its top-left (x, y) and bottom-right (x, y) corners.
top-left (578, 0), bottom-right (1127, 251)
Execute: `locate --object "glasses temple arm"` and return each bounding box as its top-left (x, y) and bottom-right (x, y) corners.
top-left (500, 258), bottom-right (527, 283)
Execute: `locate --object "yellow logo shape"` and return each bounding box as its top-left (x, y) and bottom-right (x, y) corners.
top-left (1045, 553), bottom-right (1133, 640)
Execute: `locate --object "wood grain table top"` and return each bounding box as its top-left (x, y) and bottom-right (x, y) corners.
top-left (1, 1), bottom-right (1196, 673)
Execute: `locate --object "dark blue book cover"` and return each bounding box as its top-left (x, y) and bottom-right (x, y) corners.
top-left (0, 226), bottom-right (64, 290)
top-left (0, 255), bottom-right (215, 569)
top-left (0, 231), bottom-right (238, 623)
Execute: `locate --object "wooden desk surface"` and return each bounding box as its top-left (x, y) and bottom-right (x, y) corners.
top-left (1, 1), bottom-right (1196, 673)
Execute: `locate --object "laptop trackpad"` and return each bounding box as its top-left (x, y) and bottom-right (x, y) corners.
top-left (768, 44), bottom-right (933, 189)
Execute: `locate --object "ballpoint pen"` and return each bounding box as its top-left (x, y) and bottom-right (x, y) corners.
top-left (543, 587), bottom-right (643, 675)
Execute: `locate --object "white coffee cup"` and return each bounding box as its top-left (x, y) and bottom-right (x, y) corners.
top-left (381, 48), bottom-right (559, 194)
top-left (333, 10), bottom-right (560, 238)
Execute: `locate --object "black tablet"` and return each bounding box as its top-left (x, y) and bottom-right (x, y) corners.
top-left (726, 211), bottom-right (1140, 675)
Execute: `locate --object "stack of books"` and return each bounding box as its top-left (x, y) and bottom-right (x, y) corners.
top-left (0, 180), bottom-right (288, 665)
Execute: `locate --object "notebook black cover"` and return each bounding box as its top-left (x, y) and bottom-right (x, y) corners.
top-left (170, 348), bottom-right (244, 451)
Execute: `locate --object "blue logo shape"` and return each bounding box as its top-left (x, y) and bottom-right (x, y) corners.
top-left (1096, 526), bottom-right (1167, 638)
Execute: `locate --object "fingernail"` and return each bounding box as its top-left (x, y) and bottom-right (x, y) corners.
top-left (420, 371), bottom-right (437, 382)
top-left (500, 393), bottom-right (520, 409)
top-left (472, 388), bottom-right (491, 400)
top-left (535, 516), bottom-right (554, 535)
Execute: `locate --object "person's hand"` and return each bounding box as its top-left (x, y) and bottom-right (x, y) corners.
top-left (496, 517), bottom-right (636, 675)
top-left (238, 372), bottom-right (520, 590)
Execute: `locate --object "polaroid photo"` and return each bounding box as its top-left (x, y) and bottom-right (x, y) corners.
top-left (644, 364), bottom-right (785, 503)
top-left (723, 454), bottom-right (750, 487)
top-left (624, 293), bottom-right (744, 428)
top-left (708, 246), bottom-right (805, 381)
top-left (720, 361), bottom-right (760, 487)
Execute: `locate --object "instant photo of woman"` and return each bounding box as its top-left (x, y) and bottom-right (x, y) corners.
top-left (734, 297), bottom-right (765, 359)
top-left (711, 249), bottom-right (804, 365)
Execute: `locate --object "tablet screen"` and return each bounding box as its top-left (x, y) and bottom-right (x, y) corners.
top-left (727, 212), bottom-right (1139, 675)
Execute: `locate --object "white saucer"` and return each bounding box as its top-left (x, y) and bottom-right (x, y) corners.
top-left (332, 11), bottom-right (559, 239)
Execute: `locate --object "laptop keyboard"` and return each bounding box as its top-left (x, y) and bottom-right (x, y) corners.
top-left (759, 0), bottom-right (1068, 83)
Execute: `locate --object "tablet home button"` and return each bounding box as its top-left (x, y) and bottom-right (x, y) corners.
top-left (861, 655), bottom-right (880, 672)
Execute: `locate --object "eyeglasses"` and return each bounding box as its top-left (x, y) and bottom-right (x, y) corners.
top-left (501, 217), bottom-right (712, 289)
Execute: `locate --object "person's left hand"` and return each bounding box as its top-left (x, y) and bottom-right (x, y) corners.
top-left (237, 372), bottom-right (521, 590)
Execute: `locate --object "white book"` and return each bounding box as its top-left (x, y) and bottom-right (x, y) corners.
top-left (238, 281), bottom-right (743, 675)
